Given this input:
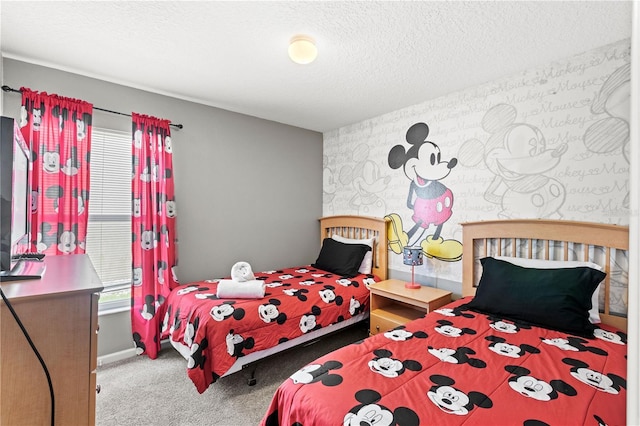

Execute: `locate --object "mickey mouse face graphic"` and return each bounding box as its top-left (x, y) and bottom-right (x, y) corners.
top-left (42, 149), bottom-right (60, 173)
top-left (510, 375), bottom-right (557, 400)
top-left (363, 277), bottom-right (376, 288)
top-left (428, 348), bottom-right (459, 362)
top-left (132, 267), bottom-right (143, 286)
top-left (57, 228), bottom-right (77, 253)
top-left (489, 320), bottom-right (519, 333)
top-left (225, 330), bottom-right (254, 357)
top-left (282, 288), bottom-right (308, 301)
top-left (211, 304), bottom-right (234, 320)
top-left (428, 346), bottom-right (487, 368)
top-left (299, 306), bottom-right (321, 333)
top-left (344, 402), bottom-right (395, 426)
top-left (486, 336), bottom-right (540, 358)
top-left (140, 229), bottom-right (158, 250)
top-left (434, 320), bottom-right (476, 338)
top-left (349, 297), bottom-right (363, 316)
top-left (176, 285), bottom-right (200, 296)
top-left (134, 129), bottom-right (143, 148)
top-left (406, 140), bottom-right (455, 184)
top-left (368, 349), bottom-right (422, 378)
top-left (258, 299), bottom-right (287, 324)
top-left (76, 119), bottom-right (86, 140)
top-left (184, 317), bottom-right (200, 346)
top-left (489, 342), bottom-right (522, 357)
top-left (187, 338), bottom-right (208, 370)
top-left (429, 384), bottom-right (471, 414)
top-left (289, 361), bottom-right (343, 386)
top-left (505, 365), bottom-right (577, 401)
top-left (343, 389), bottom-right (419, 426)
top-left (369, 356), bottom-right (405, 378)
top-left (383, 328), bottom-right (427, 342)
top-left (166, 200), bottom-right (177, 218)
top-left (593, 328), bottom-right (627, 345)
top-left (61, 150), bottom-right (79, 176)
top-left (319, 286), bottom-right (343, 305)
top-left (434, 307), bottom-right (457, 317)
top-left (487, 316), bottom-right (531, 334)
top-left (573, 369), bottom-right (618, 393)
top-left (164, 136), bottom-right (173, 153)
top-left (161, 306), bottom-right (172, 333)
top-left (210, 302), bottom-right (245, 322)
top-left (319, 288), bottom-right (336, 303)
top-left (427, 375), bottom-right (492, 415)
top-left (300, 314), bottom-right (317, 332)
top-left (563, 358), bottom-right (626, 394)
top-left (541, 336), bottom-right (608, 356)
top-left (194, 292), bottom-right (216, 300)
top-left (132, 198), bottom-right (141, 217)
top-left (542, 337), bottom-right (578, 351)
top-left (336, 278), bottom-right (353, 287)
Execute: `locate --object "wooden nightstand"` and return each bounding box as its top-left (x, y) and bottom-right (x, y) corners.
top-left (369, 279), bottom-right (452, 335)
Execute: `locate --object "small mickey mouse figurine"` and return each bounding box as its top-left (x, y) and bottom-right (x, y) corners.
top-left (386, 122), bottom-right (462, 261)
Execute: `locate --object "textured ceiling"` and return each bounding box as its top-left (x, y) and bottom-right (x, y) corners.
top-left (0, 1), bottom-right (633, 132)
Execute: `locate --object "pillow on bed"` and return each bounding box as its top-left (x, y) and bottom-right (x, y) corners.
top-left (331, 234), bottom-right (374, 274)
top-left (466, 257), bottom-right (606, 337)
top-left (495, 256), bottom-right (603, 324)
top-left (312, 238), bottom-right (371, 277)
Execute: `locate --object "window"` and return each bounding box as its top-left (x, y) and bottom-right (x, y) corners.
top-left (85, 128), bottom-right (131, 313)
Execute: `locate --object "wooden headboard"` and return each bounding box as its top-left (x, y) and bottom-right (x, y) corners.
top-left (462, 219), bottom-right (629, 331)
top-left (319, 215), bottom-right (389, 280)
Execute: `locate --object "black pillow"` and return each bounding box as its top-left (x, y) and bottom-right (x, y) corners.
top-left (312, 238), bottom-right (372, 277)
top-left (466, 257), bottom-right (606, 337)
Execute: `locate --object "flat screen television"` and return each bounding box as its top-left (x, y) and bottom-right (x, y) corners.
top-left (1, 116), bottom-right (43, 281)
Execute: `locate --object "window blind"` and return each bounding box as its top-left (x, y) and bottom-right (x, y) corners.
top-left (85, 128), bottom-right (132, 292)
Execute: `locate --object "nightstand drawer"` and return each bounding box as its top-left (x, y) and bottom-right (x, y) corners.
top-left (370, 306), bottom-right (425, 335)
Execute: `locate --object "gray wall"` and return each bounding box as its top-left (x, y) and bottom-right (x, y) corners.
top-left (1, 58), bottom-right (323, 356)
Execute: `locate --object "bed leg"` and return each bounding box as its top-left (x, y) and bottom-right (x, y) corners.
top-left (247, 369), bottom-right (257, 386)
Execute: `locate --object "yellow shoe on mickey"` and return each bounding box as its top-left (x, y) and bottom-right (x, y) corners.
top-left (385, 213), bottom-right (409, 254)
top-left (421, 235), bottom-right (463, 262)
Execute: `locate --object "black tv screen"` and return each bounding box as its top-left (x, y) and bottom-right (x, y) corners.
top-left (1, 116), bottom-right (31, 274)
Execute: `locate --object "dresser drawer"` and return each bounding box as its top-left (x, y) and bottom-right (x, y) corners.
top-left (370, 306), bottom-right (425, 335)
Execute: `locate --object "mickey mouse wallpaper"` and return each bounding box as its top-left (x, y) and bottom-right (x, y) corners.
top-left (386, 122), bottom-right (463, 262)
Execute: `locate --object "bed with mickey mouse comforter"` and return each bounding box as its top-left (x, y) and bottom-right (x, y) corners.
top-left (159, 266), bottom-right (376, 394)
top-left (261, 297), bottom-right (627, 426)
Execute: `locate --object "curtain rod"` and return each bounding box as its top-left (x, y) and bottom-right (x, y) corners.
top-left (1, 85), bottom-right (183, 130)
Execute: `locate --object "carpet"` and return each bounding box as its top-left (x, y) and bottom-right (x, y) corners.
top-left (96, 323), bottom-right (368, 425)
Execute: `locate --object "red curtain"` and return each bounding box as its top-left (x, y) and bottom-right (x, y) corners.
top-left (19, 88), bottom-right (93, 255)
top-left (131, 113), bottom-right (179, 358)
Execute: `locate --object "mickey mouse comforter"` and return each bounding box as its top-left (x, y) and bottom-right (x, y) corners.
top-left (158, 266), bottom-right (377, 394)
top-left (261, 298), bottom-right (627, 426)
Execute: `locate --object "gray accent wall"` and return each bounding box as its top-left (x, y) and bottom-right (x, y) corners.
top-left (1, 58), bottom-right (323, 357)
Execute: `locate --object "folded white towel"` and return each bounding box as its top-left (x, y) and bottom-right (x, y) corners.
top-left (216, 279), bottom-right (265, 299)
top-left (230, 261), bottom-right (255, 282)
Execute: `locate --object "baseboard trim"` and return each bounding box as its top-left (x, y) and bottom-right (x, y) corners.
top-left (98, 348), bottom-right (136, 366)
top-left (98, 339), bottom-right (172, 366)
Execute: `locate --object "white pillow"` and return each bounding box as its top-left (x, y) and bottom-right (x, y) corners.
top-left (331, 234), bottom-right (374, 275)
top-left (494, 256), bottom-right (603, 324)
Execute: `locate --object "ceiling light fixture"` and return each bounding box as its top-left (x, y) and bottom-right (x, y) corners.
top-left (288, 35), bottom-right (318, 65)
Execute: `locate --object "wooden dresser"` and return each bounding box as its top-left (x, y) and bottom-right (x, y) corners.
top-left (0, 254), bottom-right (103, 426)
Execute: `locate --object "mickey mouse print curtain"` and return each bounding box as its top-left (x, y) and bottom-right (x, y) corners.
top-left (131, 113), bottom-right (179, 359)
top-left (19, 88), bottom-right (93, 255)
